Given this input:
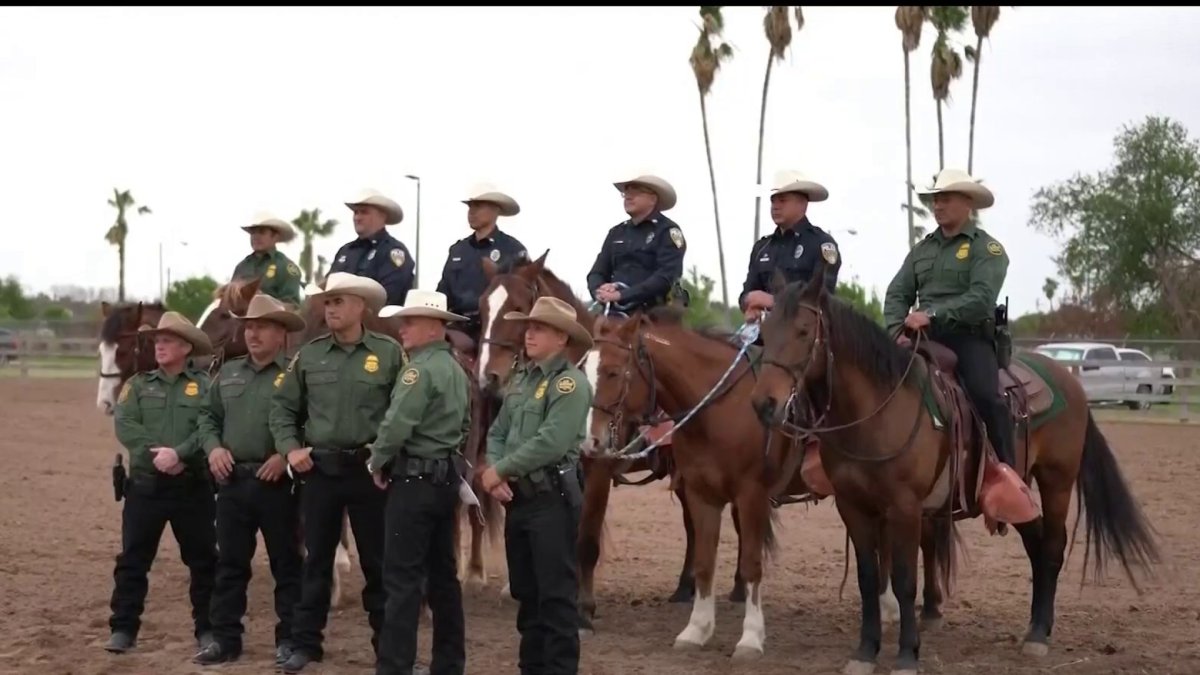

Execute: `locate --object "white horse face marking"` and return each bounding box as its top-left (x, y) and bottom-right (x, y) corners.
top-left (196, 298), bottom-right (221, 331)
top-left (479, 285), bottom-right (509, 386)
top-left (583, 349), bottom-right (600, 441)
top-left (96, 342), bottom-right (120, 414)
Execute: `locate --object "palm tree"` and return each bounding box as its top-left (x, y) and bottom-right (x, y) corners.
top-left (966, 6), bottom-right (1001, 174)
top-left (1043, 277), bottom-right (1059, 312)
top-left (896, 6), bottom-right (928, 248)
top-left (104, 188), bottom-right (151, 302)
top-left (754, 6), bottom-right (804, 243)
top-left (291, 208), bottom-right (338, 283)
top-left (690, 6), bottom-right (735, 313)
top-left (929, 6), bottom-right (969, 171)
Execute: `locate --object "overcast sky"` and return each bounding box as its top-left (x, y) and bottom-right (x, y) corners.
top-left (3, 6), bottom-right (1199, 317)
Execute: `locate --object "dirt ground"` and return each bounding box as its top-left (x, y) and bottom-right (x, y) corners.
top-left (1, 378), bottom-right (1198, 675)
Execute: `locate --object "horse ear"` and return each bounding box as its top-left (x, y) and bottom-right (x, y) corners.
top-left (803, 258), bottom-right (828, 298)
top-left (769, 269), bottom-right (788, 295)
top-left (101, 301), bottom-right (112, 318)
top-left (482, 257), bottom-right (499, 280)
top-left (242, 277), bottom-right (262, 302)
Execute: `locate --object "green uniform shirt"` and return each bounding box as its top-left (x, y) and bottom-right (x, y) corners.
top-left (270, 330), bottom-right (403, 452)
top-left (486, 353), bottom-right (592, 479)
top-left (368, 341), bottom-right (471, 468)
top-left (883, 223), bottom-right (1009, 335)
top-left (232, 249), bottom-right (303, 306)
top-left (198, 353), bottom-right (288, 462)
top-left (114, 368), bottom-right (210, 476)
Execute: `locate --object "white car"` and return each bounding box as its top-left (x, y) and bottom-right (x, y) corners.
top-left (1033, 342), bottom-right (1170, 410)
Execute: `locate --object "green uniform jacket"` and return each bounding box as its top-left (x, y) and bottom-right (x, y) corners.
top-left (232, 249), bottom-right (303, 306)
top-left (270, 330), bottom-right (403, 452)
top-left (883, 223), bottom-right (1009, 335)
top-left (114, 368), bottom-right (210, 477)
top-left (486, 353), bottom-right (592, 479)
top-left (368, 341), bottom-right (471, 469)
top-left (198, 353), bottom-right (288, 462)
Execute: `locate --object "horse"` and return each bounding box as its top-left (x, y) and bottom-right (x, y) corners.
top-left (749, 263), bottom-right (1161, 674)
top-left (96, 301), bottom-right (168, 414)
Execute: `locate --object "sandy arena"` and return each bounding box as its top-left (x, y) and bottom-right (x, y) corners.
top-left (2, 378), bottom-right (1198, 674)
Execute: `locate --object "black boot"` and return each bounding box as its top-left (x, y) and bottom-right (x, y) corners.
top-left (104, 631), bottom-right (135, 654)
top-left (193, 641), bottom-right (239, 665)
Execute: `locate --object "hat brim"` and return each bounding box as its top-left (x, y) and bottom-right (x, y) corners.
top-left (917, 181), bottom-right (994, 209)
top-left (462, 193), bottom-right (520, 217)
top-left (503, 311), bottom-right (594, 349)
top-left (241, 222), bottom-right (296, 243)
top-left (771, 180), bottom-right (829, 203)
top-left (379, 306), bottom-right (468, 322)
top-left (138, 325), bottom-right (214, 356)
top-left (233, 310), bottom-right (306, 332)
top-left (345, 198), bottom-right (404, 225)
top-left (307, 285), bottom-right (388, 310)
top-left (613, 179), bottom-right (677, 211)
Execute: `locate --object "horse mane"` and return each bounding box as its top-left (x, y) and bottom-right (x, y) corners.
top-left (644, 305), bottom-right (738, 351)
top-left (100, 301), bottom-right (166, 343)
top-left (215, 279), bottom-right (254, 308)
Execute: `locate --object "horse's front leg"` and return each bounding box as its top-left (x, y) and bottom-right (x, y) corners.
top-left (886, 500), bottom-right (923, 675)
top-left (673, 485), bottom-right (721, 650)
top-left (670, 479), bottom-right (696, 602)
top-left (731, 486), bottom-right (769, 660)
top-left (836, 498), bottom-right (883, 675)
top-left (577, 458), bottom-right (613, 634)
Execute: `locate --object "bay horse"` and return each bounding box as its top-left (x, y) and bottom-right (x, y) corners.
top-left (96, 301), bottom-right (167, 414)
top-left (750, 263), bottom-right (1161, 674)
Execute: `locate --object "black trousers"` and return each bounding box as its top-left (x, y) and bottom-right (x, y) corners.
top-left (505, 491), bottom-right (581, 675)
top-left (209, 472), bottom-right (302, 652)
top-left (291, 467), bottom-right (386, 660)
top-left (938, 332), bottom-right (1016, 467)
top-left (109, 476), bottom-right (217, 639)
top-left (377, 475), bottom-right (465, 675)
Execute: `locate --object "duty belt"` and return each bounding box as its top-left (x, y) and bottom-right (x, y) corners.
top-left (510, 461), bottom-right (579, 501)
top-left (311, 447), bottom-right (369, 476)
top-left (390, 455), bottom-right (454, 484)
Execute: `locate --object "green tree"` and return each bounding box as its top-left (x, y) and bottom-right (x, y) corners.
top-left (896, 6), bottom-right (929, 248)
top-left (690, 6), bottom-right (735, 311)
top-left (41, 305), bottom-right (72, 321)
top-left (754, 6), bottom-right (804, 242)
top-left (680, 266), bottom-right (739, 329)
top-left (292, 208), bottom-right (339, 283)
top-left (836, 278), bottom-right (886, 326)
top-left (965, 6), bottom-right (1001, 174)
top-left (104, 188), bottom-right (152, 302)
top-left (0, 277), bottom-right (36, 320)
top-left (929, 6), bottom-right (969, 170)
top-left (165, 275), bottom-right (219, 323)
top-left (1029, 116), bottom-right (1200, 339)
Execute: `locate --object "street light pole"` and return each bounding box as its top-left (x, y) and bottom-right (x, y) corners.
top-left (405, 174), bottom-right (421, 284)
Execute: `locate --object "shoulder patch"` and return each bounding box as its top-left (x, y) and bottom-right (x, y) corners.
top-left (390, 248), bottom-right (406, 268)
top-left (987, 241), bottom-right (1004, 256)
top-left (401, 367), bottom-right (420, 386)
top-left (821, 242), bottom-right (839, 265)
top-left (287, 262), bottom-right (300, 277)
top-left (669, 227), bottom-right (685, 249)
top-left (118, 381), bottom-right (132, 404)
top-left (555, 376), bottom-right (577, 395)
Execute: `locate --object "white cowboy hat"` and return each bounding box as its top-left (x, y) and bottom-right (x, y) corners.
top-left (345, 189), bottom-right (404, 225)
top-left (379, 290), bottom-right (468, 323)
top-left (304, 272), bottom-right (387, 309)
top-left (462, 183), bottom-right (520, 217)
top-left (917, 168), bottom-right (994, 209)
top-left (241, 211), bottom-right (296, 243)
top-left (233, 293), bottom-right (307, 332)
top-left (769, 170), bottom-right (829, 203)
top-left (613, 173), bottom-right (677, 212)
top-left (138, 311), bottom-right (213, 356)
top-left (504, 297), bottom-right (593, 349)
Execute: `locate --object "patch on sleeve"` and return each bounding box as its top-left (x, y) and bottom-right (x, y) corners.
top-left (390, 248), bottom-right (406, 268)
top-left (821, 242), bottom-right (839, 265)
top-left (987, 241), bottom-right (1004, 256)
top-left (401, 368), bottom-right (420, 386)
top-left (669, 227), bottom-right (685, 249)
top-left (555, 376), bottom-right (576, 395)
top-left (287, 262), bottom-right (300, 277)
top-left (118, 381), bottom-right (131, 404)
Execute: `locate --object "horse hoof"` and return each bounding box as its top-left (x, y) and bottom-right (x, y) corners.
top-left (732, 645), bottom-right (763, 661)
top-left (842, 660), bottom-right (876, 675)
top-left (921, 615), bottom-right (944, 631)
top-left (673, 638), bottom-right (703, 652)
top-left (1022, 641), bottom-right (1049, 657)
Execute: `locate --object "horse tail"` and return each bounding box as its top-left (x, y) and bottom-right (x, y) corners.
top-left (1075, 410), bottom-right (1161, 591)
top-left (762, 502), bottom-right (781, 563)
top-left (481, 489), bottom-right (505, 547)
top-left (930, 514), bottom-right (965, 599)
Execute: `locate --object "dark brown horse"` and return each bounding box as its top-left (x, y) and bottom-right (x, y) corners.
top-left (750, 263), bottom-right (1161, 674)
top-left (96, 301), bottom-right (168, 414)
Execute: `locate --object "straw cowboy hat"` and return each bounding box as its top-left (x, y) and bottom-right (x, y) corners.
top-left (345, 188), bottom-right (404, 225)
top-left (504, 297), bottom-right (594, 349)
top-left (770, 170), bottom-right (829, 203)
top-left (304, 272), bottom-right (387, 309)
top-left (233, 293), bottom-right (307, 332)
top-left (917, 168), bottom-right (995, 209)
top-left (378, 289), bottom-right (468, 323)
top-left (241, 211), bottom-right (296, 243)
top-left (613, 173), bottom-right (677, 212)
top-left (462, 183), bottom-right (520, 217)
top-left (138, 311), bottom-right (213, 356)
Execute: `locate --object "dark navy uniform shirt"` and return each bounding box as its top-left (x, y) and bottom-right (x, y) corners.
top-left (739, 218), bottom-right (841, 308)
top-left (436, 227), bottom-right (528, 323)
top-left (586, 213), bottom-right (687, 310)
top-left (328, 228), bottom-right (415, 307)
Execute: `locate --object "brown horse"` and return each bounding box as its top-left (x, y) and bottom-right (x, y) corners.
top-left (750, 263), bottom-right (1161, 674)
top-left (96, 301), bottom-right (168, 414)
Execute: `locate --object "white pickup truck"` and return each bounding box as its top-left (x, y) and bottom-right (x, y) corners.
top-left (1033, 342), bottom-right (1176, 409)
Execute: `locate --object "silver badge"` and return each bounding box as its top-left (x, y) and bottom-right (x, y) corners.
top-left (367, 249), bottom-right (377, 261)
top-left (336, 255), bottom-right (347, 264)
top-left (794, 244), bottom-right (804, 259)
top-left (490, 249), bottom-right (501, 262)
top-left (645, 232), bottom-right (655, 244)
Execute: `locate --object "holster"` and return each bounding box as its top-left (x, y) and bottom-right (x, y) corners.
top-left (511, 461), bottom-right (582, 507)
top-left (112, 454), bottom-right (127, 502)
top-left (994, 325), bottom-right (1013, 370)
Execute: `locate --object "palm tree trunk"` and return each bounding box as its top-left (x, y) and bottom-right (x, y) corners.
top-left (754, 54), bottom-right (775, 243)
top-left (699, 92), bottom-right (730, 315)
top-left (300, 235), bottom-right (314, 283)
top-left (937, 100), bottom-right (945, 170)
top-left (904, 49), bottom-right (916, 249)
top-left (967, 34), bottom-right (984, 175)
top-left (118, 242), bottom-right (126, 302)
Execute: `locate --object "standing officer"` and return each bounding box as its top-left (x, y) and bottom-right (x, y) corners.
top-left (480, 297), bottom-right (594, 675)
top-left (270, 272), bottom-right (404, 674)
top-left (587, 173), bottom-right (688, 313)
top-left (193, 294), bottom-right (306, 667)
top-left (329, 189), bottom-right (416, 307)
top-left (106, 312), bottom-right (217, 654)
top-left (370, 289), bottom-right (473, 675)
top-left (230, 212), bottom-right (304, 306)
top-left (435, 184), bottom-right (528, 344)
top-left (740, 170), bottom-right (841, 322)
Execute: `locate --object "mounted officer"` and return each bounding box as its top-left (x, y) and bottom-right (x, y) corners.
top-left (231, 212), bottom-right (303, 307)
top-left (587, 173), bottom-right (688, 313)
top-left (329, 189), bottom-right (415, 307)
top-left (435, 183), bottom-right (528, 345)
top-left (741, 170), bottom-right (841, 322)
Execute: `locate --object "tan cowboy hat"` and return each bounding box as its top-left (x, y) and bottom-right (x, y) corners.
top-left (613, 173), bottom-right (677, 211)
top-left (504, 297), bottom-right (594, 349)
top-left (233, 293), bottom-right (306, 332)
top-left (345, 188), bottom-right (404, 225)
top-left (241, 211), bottom-right (296, 243)
top-left (379, 290), bottom-right (468, 323)
top-left (462, 183), bottom-right (520, 217)
top-left (304, 272), bottom-right (387, 309)
top-left (769, 170), bottom-right (829, 203)
top-left (138, 311), bottom-right (213, 356)
top-left (917, 168), bottom-right (994, 209)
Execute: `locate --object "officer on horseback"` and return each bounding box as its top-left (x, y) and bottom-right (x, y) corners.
top-left (883, 169), bottom-right (1015, 474)
top-left (435, 184), bottom-right (528, 344)
top-left (231, 212), bottom-right (303, 307)
top-left (329, 189), bottom-right (415, 307)
top-left (587, 173), bottom-right (688, 313)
